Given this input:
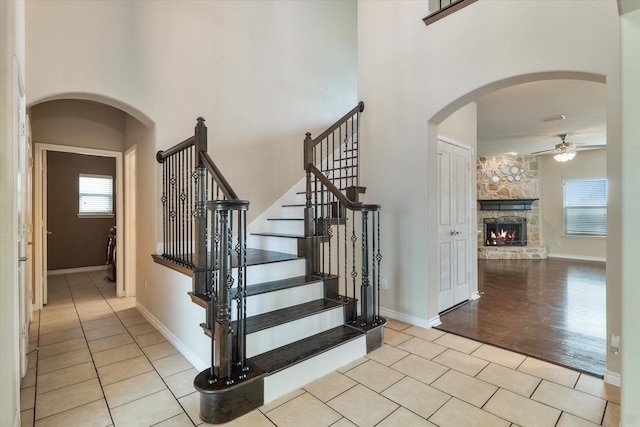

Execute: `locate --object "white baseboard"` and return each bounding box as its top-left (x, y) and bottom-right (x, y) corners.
top-left (471, 291), bottom-right (481, 300)
top-left (547, 253), bottom-right (606, 262)
top-left (603, 368), bottom-right (621, 387)
top-left (379, 307), bottom-right (434, 329)
top-left (136, 302), bottom-right (208, 372)
top-left (48, 265), bottom-right (108, 275)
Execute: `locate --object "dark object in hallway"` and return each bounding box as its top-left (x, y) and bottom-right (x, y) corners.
top-left (436, 258), bottom-right (606, 377)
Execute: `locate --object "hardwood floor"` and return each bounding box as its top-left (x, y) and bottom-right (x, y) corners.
top-left (436, 258), bottom-right (606, 377)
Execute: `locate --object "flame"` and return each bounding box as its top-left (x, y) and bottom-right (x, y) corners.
top-left (486, 228), bottom-right (519, 246)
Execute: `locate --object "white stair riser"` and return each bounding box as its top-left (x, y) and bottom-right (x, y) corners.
top-left (246, 307), bottom-right (344, 358)
top-left (246, 281), bottom-right (324, 317)
top-left (243, 258), bottom-right (305, 285)
top-left (247, 234), bottom-right (299, 255)
top-left (263, 335), bottom-right (366, 403)
top-left (264, 220), bottom-right (305, 235)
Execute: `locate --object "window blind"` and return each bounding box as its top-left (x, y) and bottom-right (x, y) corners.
top-left (563, 179), bottom-right (607, 236)
top-left (79, 174), bottom-right (113, 215)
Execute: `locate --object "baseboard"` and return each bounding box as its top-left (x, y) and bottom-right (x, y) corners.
top-left (48, 265), bottom-right (108, 275)
top-left (547, 253), bottom-right (606, 262)
top-left (603, 368), bottom-right (621, 387)
top-left (379, 307), bottom-right (434, 329)
top-left (471, 291), bottom-right (481, 300)
top-left (136, 302), bottom-right (208, 372)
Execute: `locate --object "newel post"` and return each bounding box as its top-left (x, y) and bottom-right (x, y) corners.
top-left (193, 117), bottom-right (208, 296)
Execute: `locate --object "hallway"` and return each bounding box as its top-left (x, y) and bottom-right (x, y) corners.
top-left (20, 271), bottom-right (620, 426)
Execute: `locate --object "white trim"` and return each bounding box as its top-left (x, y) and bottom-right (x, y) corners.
top-left (47, 265), bottom-right (108, 276)
top-left (379, 307), bottom-right (433, 329)
top-left (34, 143), bottom-right (125, 302)
top-left (471, 291), bottom-right (481, 300)
top-left (547, 253), bottom-right (606, 262)
top-left (124, 146), bottom-right (136, 297)
top-left (136, 302), bottom-right (208, 371)
top-left (438, 135), bottom-right (469, 150)
top-left (428, 315), bottom-right (442, 328)
top-left (603, 368), bottom-right (621, 387)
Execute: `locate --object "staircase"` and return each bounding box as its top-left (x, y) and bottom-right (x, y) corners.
top-left (153, 103), bottom-right (384, 424)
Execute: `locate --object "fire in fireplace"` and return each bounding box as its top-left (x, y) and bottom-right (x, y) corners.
top-left (484, 216), bottom-right (527, 246)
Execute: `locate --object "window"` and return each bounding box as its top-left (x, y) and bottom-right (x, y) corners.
top-left (563, 178), bottom-right (607, 236)
top-left (79, 174), bottom-right (114, 216)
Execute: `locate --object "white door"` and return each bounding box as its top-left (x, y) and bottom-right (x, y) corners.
top-left (437, 139), bottom-right (471, 313)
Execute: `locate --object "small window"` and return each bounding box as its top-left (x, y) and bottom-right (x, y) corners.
top-left (79, 174), bottom-right (113, 216)
top-left (563, 179), bottom-right (607, 236)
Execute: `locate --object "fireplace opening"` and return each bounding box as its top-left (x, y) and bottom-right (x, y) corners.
top-left (484, 216), bottom-right (527, 246)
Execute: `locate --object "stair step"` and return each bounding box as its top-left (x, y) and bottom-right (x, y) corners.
top-left (250, 325), bottom-right (362, 374)
top-left (245, 298), bottom-right (344, 334)
top-left (247, 274), bottom-right (333, 296)
top-left (198, 297), bottom-right (344, 337)
top-left (251, 232), bottom-right (304, 239)
top-left (267, 218), bottom-right (303, 221)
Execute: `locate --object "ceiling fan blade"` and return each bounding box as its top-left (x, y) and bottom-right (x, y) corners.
top-left (531, 148), bottom-right (557, 155)
top-left (576, 144), bottom-right (607, 150)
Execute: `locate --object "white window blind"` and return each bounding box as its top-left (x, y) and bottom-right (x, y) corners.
top-left (563, 179), bottom-right (607, 236)
top-left (79, 174), bottom-right (113, 215)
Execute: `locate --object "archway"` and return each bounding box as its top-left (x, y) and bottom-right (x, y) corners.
top-left (427, 72), bottom-right (610, 376)
top-left (29, 95), bottom-right (154, 306)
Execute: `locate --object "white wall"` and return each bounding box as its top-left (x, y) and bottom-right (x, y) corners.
top-left (540, 149), bottom-right (607, 260)
top-left (26, 0), bottom-right (358, 371)
top-left (358, 0), bottom-right (622, 375)
top-left (1, 1), bottom-right (25, 425)
top-left (620, 4), bottom-right (640, 424)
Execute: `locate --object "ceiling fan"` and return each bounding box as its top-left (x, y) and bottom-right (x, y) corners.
top-left (531, 134), bottom-right (606, 162)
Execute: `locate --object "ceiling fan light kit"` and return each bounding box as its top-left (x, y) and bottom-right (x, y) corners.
top-left (553, 149), bottom-right (577, 162)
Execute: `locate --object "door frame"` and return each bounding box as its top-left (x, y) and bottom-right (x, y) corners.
top-left (34, 143), bottom-right (125, 307)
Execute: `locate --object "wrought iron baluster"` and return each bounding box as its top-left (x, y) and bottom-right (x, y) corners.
top-left (376, 209), bottom-right (382, 323)
top-left (161, 160), bottom-right (167, 256)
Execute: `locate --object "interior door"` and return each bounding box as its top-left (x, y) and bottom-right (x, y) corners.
top-left (437, 139), bottom-right (471, 313)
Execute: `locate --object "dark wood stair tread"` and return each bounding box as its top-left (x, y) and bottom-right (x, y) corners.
top-left (267, 218), bottom-right (304, 221)
top-left (245, 298), bottom-right (344, 334)
top-left (153, 248), bottom-right (301, 275)
top-left (250, 326), bottom-right (363, 374)
top-left (247, 275), bottom-right (336, 296)
top-left (251, 232), bottom-right (305, 239)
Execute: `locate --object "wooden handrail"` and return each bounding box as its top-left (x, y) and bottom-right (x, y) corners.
top-left (199, 151), bottom-right (239, 200)
top-left (308, 164), bottom-right (380, 212)
top-left (422, 0), bottom-right (478, 26)
top-left (310, 101), bottom-right (364, 146)
top-left (156, 135), bottom-right (196, 162)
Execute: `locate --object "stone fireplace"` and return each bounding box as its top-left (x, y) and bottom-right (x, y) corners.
top-left (477, 156), bottom-right (547, 259)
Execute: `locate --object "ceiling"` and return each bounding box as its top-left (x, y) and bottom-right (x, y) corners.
top-left (476, 79), bottom-right (607, 157)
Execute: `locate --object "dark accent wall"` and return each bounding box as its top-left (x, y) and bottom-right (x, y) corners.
top-left (47, 151), bottom-right (116, 270)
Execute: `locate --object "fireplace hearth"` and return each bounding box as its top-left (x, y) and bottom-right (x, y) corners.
top-left (484, 216), bottom-right (527, 246)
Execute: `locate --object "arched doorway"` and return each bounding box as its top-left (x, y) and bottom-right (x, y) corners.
top-left (29, 97), bottom-right (154, 307)
top-left (428, 74), bottom-right (610, 377)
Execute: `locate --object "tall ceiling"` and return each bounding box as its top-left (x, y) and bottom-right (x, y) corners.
top-left (476, 79), bottom-right (607, 157)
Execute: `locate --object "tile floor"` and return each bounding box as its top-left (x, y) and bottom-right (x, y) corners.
top-left (20, 271), bottom-right (621, 427)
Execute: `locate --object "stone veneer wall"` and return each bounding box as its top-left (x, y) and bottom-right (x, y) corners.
top-left (477, 155), bottom-right (547, 259)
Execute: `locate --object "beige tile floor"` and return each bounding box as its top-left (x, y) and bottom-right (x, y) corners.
top-left (20, 271), bottom-right (621, 427)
